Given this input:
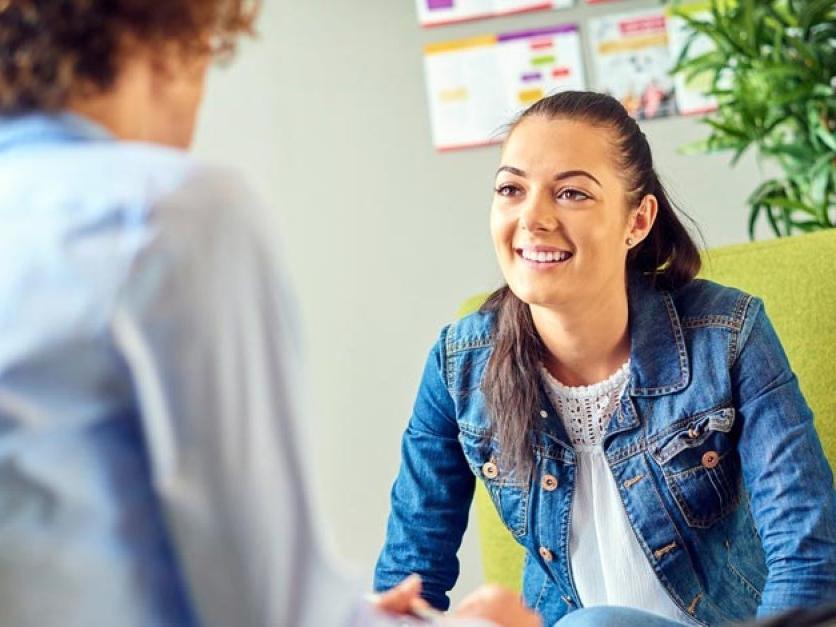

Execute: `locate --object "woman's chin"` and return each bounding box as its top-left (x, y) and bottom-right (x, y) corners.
top-left (508, 284), bottom-right (572, 309)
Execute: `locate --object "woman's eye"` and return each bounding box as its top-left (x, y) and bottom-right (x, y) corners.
top-left (494, 184), bottom-right (520, 197)
top-left (557, 189), bottom-right (589, 201)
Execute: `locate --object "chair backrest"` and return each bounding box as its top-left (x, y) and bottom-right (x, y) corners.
top-left (457, 229), bottom-right (836, 590)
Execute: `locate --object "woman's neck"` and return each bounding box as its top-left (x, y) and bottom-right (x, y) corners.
top-left (531, 282), bottom-right (630, 387)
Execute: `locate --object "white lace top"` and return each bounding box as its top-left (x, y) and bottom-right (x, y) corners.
top-left (541, 361), bottom-right (698, 625)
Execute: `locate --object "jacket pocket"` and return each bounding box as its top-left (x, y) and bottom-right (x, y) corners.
top-left (650, 407), bottom-right (741, 528)
top-left (458, 428), bottom-right (530, 537)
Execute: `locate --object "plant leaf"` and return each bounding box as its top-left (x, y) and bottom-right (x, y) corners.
top-left (766, 196), bottom-right (819, 216)
top-left (764, 203), bottom-right (782, 237)
top-left (748, 202), bottom-right (763, 240)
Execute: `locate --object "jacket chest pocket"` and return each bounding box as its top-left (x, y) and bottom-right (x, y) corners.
top-left (458, 429), bottom-right (530, 537)
top-left (650, 407), bottom-right (741, 529)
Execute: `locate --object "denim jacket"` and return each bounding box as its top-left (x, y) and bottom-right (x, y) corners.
top-left (375, 274), bottom-right (836, 626)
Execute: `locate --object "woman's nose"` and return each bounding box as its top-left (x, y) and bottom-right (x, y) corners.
top-left (520, 192), bottom-right (557, 232)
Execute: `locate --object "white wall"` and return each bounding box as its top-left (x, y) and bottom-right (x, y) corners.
top-left (192, 0), bottom-right (772, 605)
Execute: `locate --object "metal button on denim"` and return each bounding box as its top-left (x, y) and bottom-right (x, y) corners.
top-left (541, 474), bottom-right (558, 491)
top-left (539, 546), bottom-right (554, 562)
top-left (482, 461), bottom-right (499, 479)
top-left (702, 451), bottom-right (720, 468)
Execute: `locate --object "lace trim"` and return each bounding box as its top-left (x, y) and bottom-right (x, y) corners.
top-left (540, 360), bottom-right (631, 398)
top-left (541, 360), bottom-right (631, 448)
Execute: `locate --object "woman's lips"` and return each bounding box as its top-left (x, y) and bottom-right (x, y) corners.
top-left (515, 247), bottom-right (573, 268)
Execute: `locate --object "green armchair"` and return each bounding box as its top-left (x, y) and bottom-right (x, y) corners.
top-left (457, 229), bottom-right (836, 591)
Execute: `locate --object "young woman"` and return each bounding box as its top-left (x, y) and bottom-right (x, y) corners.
top-left (0, 1), bottom-right (538, 625)
top-left (375, 91), bottom-right (836, 626)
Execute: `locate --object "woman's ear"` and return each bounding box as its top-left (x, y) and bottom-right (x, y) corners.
top-left (628, 194), bottom-right (659, 245)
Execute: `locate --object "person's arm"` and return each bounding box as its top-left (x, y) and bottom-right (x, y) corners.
top-left (110, 167), bottom-right (359, 627)
top-left (374, 327), bottom-right (476, 611)
top-left (732, 298), bottom-right (836, 617)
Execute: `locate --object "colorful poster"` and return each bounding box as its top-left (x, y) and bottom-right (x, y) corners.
top-left (588, 8), bottom-right (677, 119)
top-left (416, 0), bottom-right (574, 28)
top-left (666, 2), bottom-right (718, 115)
top-left (423, 24), bottom-right (586, 151)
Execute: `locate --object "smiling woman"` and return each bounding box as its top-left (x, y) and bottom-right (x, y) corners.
top-left (484, 94), bottom-right (701, 475)
top-left (375, 91), bottom-right (836, 627)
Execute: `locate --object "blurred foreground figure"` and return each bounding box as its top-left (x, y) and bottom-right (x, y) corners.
top-left (0, 2), bottom-right (540, 626)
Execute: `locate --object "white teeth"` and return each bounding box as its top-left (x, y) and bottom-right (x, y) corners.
top-left (521, 249), bottom-right (570, 263)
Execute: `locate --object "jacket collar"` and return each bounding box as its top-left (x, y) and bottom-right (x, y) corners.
top-left (0, 112), bottom-right (112, 153)
top-left (627, 272), bottom-right (690, 397)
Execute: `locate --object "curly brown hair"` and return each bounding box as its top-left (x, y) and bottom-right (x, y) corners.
top-left (0, 0), bottom-right (259, 113)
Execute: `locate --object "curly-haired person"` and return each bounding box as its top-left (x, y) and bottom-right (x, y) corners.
top-left (0, 2), bottom-right (541, 626)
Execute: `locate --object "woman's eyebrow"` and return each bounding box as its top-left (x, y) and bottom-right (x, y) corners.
top-left (496, 165), bottom-right (525, 177)
top-left (495, 165), bottom-right (601, 188)
top-left (554, 170), bottom-right (601, 187)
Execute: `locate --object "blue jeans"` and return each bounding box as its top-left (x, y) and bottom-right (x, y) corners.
top-left (555, 606), bottom-right (688, 627)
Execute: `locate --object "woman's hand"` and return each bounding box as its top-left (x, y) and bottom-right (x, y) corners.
top-left (452, 584), bottom-right (542, 627)
top-left (373, 576), bottom-right (542, 627)
top-left (372, 574), bottom-right (435, 616)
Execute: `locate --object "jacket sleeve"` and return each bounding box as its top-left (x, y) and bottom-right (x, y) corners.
top-left (111, 167), bottom-right (361, 627)
top-left (374, 326), bottom-right (476, 611)
top-left (732, 297), bottom-right (836, 617)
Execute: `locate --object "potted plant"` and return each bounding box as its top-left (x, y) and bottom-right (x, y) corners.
top-left (671, 0), bottom-right (835, 238)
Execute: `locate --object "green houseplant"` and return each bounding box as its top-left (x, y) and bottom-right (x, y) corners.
top-left (671, 0), bottom-right (836, 238)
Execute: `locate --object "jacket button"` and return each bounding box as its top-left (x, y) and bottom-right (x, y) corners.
top-left (702, 451), bottom-right (720, 468)
top-left (539, 546), bottom-right (553, 562)
top-left (482, 461), bottom-right (499, 479)
top-left (541, 474), bottom-right (558, 491)
top-left (539, 410), bottom-right (549, 418)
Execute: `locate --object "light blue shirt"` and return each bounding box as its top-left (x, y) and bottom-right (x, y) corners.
top-left (0, 113), bottom-right (363, 627)
top-left (0, 113), bottom-right (494, 627)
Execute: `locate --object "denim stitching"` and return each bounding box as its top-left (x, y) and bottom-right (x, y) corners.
top-left (650, 410), bottom-right (735, 466)
top-left (627, 455), bottom-right (708, 625)
top-left (632, 291), bottom-right (690, 395)
top-left (665, 450), bottom-right (741, 528)
top-left (533, 573), bottom-right (550, 612)
top-left (728, 294), bottom-right (754, 369)
top-left (459, 422), bottom-right (489, 437)
top-left (533, 443), bottom-right (573, 464)
top-left (447, 337), bottom-right (492, 354)
top-left (607, 441), bottom-right (647, 465)
top-left (610, 406), bottom-right (735, 465)
top-left (726, 559), bottom-right (763, 603)
top-left (667, 448), bottom-right (736, 480)
top-left (645, 405), bottom-right (735, 448)
top-left (680, 316), bottom-right (738, 329)
top-left (485, 482), bottom-right (529, 538)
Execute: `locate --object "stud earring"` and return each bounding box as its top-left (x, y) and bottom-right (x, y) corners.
top-left (626, 237), bottom-right (635, 247)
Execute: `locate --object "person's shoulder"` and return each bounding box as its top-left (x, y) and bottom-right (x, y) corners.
top-left (671, 278), bottom-right (759, 329)
top-left (54, 140), bottom-right (257, 225)
top-left (94, 145), bottom-right (272, 249)
top-left (146, 156), bottom-right (258, 227)
top-left (62, 139), bottom-right (198, 200)
top-left (445, 305), bottom-right (496, 354)
top-left (110, 143), bottom-right (252, 214)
